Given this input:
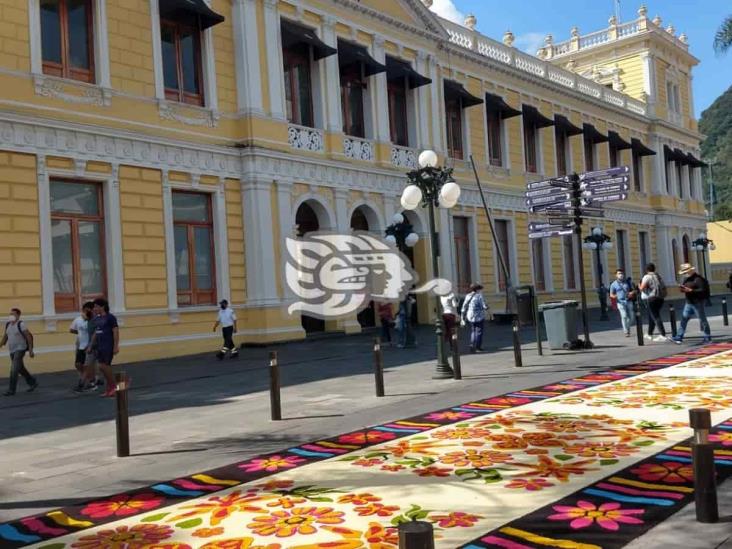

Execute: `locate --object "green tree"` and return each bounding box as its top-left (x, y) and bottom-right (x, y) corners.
top-left (700, 86), bottom-right (732, 220)
top-left (715, 15), bottom-right (732, 54)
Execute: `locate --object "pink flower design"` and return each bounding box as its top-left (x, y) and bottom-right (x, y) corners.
top-left (548, 500), bottom-right (644, 531)
top-left (338, 431), bottom-right (397, 445)
top-left (80, 492), bottom-right (164, 518)
top-left (505, 478), bottom-right (554, 491)
top-left (425, 411), bottom-right (475, 421)
top-left (238, 455), bottom-right (305, 473)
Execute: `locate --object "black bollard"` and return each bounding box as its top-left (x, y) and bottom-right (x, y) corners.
top-left (669, 305), bottom-right (678, 338)
top-left (115, 372), bottom-right (130, 458)
top-left (373, 338), bottom-right (385, 397)
top-left (634, 300), bottom-right (644, 347)
top-left (723, 298), bottom-right (729, 327)
top-left (269, 351), bottom-right (282, 421)
top-left (689, 408), bottom-right (718, 523)
top-left (512, 316), bottom-right (523, 368)
top-left (398, 519), bottom-right (435, 549)
top-left (451, 333), bottom-right (462, 380)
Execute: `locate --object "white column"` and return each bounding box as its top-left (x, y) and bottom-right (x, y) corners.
top-left (149, 0), bottom-right (165, 100)
top-left (242, 179), bottom-right (279, 306)
top-left (202, 28), bottom-right (219, 111)
top-left (94, 0), bottom-right (112, 90)
top-left (263, 0), bottom-right (286, 120)
top-left (213, 182), bottom-right (230, 302)
top-left (655, 225), bottom-right (674, 283)
top-left (438, 208), bottom-right (454, 282)
top-left (162, 176), bottom-right (178, 310)
top-left (36, 156), bottom-right (54, 317)
top-left (681, 164), bottom-right (690, 200)
top-left (650, 136), bottom-right (666, 195)
top-left (429, 56), bottom-right (443, 154)
top-left (232, 0), bottom-right (265, 116)
top-left (415, 52), bottom-right (430, 149)
top-left (640, 52), bottom-right (657, 116)
top-left (105, 166), bottom-right (125, 312)
top-left (372, 35), bottom-right (390, 142)
top-left (28, 0), bottom-right (41, 74)
top-left (321, 16), bottom-right (342, 133)
top-left (383, 195), bottom-right (396, 225)
top-left (334, 188), bottom-right (349, 232)
top-left (276, 180), bottom-right (294, 301)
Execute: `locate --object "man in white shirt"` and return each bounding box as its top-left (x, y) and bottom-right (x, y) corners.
top-left (70, 302), bottom-right (94, 392)
top-left (213, 300), bottom-right (238, 359)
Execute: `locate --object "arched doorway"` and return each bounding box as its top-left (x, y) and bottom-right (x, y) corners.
top-left (295, 201), bottom-right (325, 334)
top-left (351, 206), bottom-right (377, 328)
top-left (682, 234), bottom-right (691, 264)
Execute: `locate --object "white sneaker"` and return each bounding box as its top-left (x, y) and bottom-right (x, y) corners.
top-left (644, 334), bottom-right (653, 341)
top-left (653, 335), bottom-right (667, 342)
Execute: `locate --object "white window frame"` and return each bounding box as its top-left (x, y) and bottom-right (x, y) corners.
top-left (29, 0), bottom-right (112, 90)
top-left (37, 157), bottom-right (124, 320)
top-left (150, 0), bottom-right (218, 112)
top-left (163, 175), bottom-right (230, 312)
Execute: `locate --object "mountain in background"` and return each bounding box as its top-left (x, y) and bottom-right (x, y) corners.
top-left (700, 85), bottom-right (732, 220)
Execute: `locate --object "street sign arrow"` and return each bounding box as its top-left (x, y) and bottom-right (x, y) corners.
top-left (527, 176), bottom-right (570, 190)
top-left (526, 192), bottom-right (572, 206)
top-left (529, 228), bottom-right (575, 239)
top-left (579, 166), bottom-right (630, 181)
top-left (580, 175), bottom-right (630, 189)
top-left (577, 207), bottom-right (605, 218)
top-left (529, 221), bottom-right (575, 232)
top-left (583, 183), bottom-right (630, 196)
top-left (530, 200), bottom-right (573, 213)
top-left (525, 186), bottom-right (574, 198)
top-left (584, 193), bottom-right (628, 205)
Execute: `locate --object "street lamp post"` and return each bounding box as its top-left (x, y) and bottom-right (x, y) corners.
top-left (401, 150), bottom-right (460, 379)
top-left (385, 213), bottom-right (420, 347)
top-left (583, 227), bottom-right (613, 321)
top-left (693, 232), bottom-right (715, 305)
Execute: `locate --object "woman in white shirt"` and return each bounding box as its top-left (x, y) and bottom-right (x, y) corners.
top-left (213, 300), bottom-right (238, 359)
top-left (440, 291), bottom-right (459, 349)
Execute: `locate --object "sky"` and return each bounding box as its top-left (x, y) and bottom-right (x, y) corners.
top-left (428, 0), bottom-right (731, 117)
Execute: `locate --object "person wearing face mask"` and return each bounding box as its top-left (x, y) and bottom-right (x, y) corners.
top-left (1, 308), bottom-right (38, 396)
top-left (609, 269), bottom-right (635, 337)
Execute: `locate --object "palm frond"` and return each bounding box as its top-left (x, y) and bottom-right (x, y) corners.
top-left (714, 16), bottom-right (732, 54)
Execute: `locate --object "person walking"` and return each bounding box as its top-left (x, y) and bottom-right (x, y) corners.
top-left (1, 308), bottom-right (38, 396)
top-left (86, 298), bottom-right (119, 397)
top-left (609, 269), bottom-right (634, 337)
top-left (673, 263), bottom-right (712, 344)
top-left (377, 302), bottom-right (394, 345)
top-left (440, 291), bottom-right (459, 348)
top-left (461, 283), bottom-right (488, 353)
top-left (639, 263), bottom-right (669, 342)
top-left (70, 302), bottom-right (94, 392)
top-left (213, 300), bottom-right (238, 359)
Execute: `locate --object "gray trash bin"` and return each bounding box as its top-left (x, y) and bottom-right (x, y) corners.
top-left (539, 300), bottom-right (579, 349)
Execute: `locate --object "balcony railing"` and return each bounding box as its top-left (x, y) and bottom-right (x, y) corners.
top-left (391, 145), bottom-right (417, 169)
top-left (344, 137), bottom-right (374, 161)
top-left (288, 124), bottom-right (324, 153)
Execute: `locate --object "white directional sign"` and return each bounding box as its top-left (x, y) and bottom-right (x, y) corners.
top-left (529, 227), bottom-right (575, 239)
top-left (530, 200), bottom-right (574, 213)
top-left (528, 221), bottom-right (575, 232)
top-left (578, 206), bottom-right (605, 218)
top-left (525, 186), bottom-right (572, 198)
top-left (525, 192), bottom-right (572, 206)
top-left (583, 193), bottom-right (628, 205)
top-left (527, 176), bottom-right (570, 190)
top-left (583, 182), bottom-right (630, 196)
top-left (579, 166), bottom-right (630, 181)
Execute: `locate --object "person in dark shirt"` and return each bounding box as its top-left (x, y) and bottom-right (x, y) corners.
top-left (672, 263), bottom-right (711, 344)
top-left (86, 298), bottom-right (120, 397)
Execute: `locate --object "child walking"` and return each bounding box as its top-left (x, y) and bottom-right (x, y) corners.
top-left (213, 300), bottom-right (238, 359)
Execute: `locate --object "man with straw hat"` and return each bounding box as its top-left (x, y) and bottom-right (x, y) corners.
top-left (672, 263), bottom-right (712, 344)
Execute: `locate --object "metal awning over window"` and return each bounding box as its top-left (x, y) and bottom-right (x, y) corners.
top-left (554, 114), bottom-right (583, 135)
top-left (522, 105), bottom-right (554, 128)
top-left (664, 145), bottom-right (687, 163)
top-left (337, 40), bottom-right (386, 76)
top-left (686, 153), bottom-right (707, 168)
top-left (631, 138), bottom-right (656, 156)
top-left (281, 20), bottom-right (337, 60)
top-left (674, 148), bottom-right (691, 165)
top-left (583, 123), bottom-right (608, 144)
top-left (444, 80), bottom-right (483, 108)
top-left (385, 57), bottom-right (431, 89)
top-left (608, 131), bottom-right (632, 150)
top-left (485, 93), bottom-right (521, 119)
top-left (159, 0), bottom-right (225, 29)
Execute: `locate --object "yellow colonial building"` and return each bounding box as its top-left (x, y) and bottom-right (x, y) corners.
top-left (0, 0), bottom-right (708, 372)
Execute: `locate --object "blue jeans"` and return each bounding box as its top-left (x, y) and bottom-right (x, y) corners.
top-left (470, 320), bottom-right (484, 351)
top-left (678, 302), bottom-right (711, 339)
top-left (617, 301), bottom-right (633, 333)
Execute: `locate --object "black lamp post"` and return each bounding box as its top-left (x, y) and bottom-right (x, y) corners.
top-left (693, 232), bottom-right (715, 305)
top-left (385, 214), bottom-right (419, 347)
top-left (583, 227), bottom-right (613, 321)
top-left (401, 150), bottom-right (461, 379)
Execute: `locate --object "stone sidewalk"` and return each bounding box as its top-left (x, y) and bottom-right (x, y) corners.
top-left (0, 308), bottom-right (730, 547)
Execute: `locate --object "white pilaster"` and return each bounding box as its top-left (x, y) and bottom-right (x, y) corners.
top-left (640, 52), bottom-right (657, 116)
top-left (263, 0), bottom-right (286, 120)
top-left (202, 27), bottom-right (219, 111)
top-left (242, 179), bottom-right (279, 306)
top-left (655, 225), bottom-right (674, 283)
top-left (36, 156), bottom-right (54, 317)
top-left (276, 179), bottom-right (294, 300)
top-left (213, 182), bottom-right (230, 302)
top-left (233, 0), bottom-right (265, 116)
top-left (438, 208), bottom-right (454, 282)
top-left (162, 175), bottom-right (178, 310)
top-left (415, 52), bottom-right (430, 149)
top-left (681, 164), bottom-right (690, 200)
top-left (429, 56), bottom-right (443, 154)
top-left (383, 196), bottom-right (396, 226)
top-left (28, 0), bottom-right (41, 74)
top-left (94, 0), bottom-right (112, 89)
top-left (105, 165), bottom-right (125, 312)
top-left (372, 35), bottom-right (390, 142)
top-left (149, 0), bottom-right (165, 100)
top-left (650, 136), bottom-right (666, 195)
top-left (321, 16), bottom-right (342, 133)
top-left (334, 188), bottom-right (349, 232)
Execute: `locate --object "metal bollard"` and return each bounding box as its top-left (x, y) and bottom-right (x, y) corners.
top-left (269, 351), bottom-right (282, 421)
top-left (723, 298), bottom-right (729, 327)
top-left (689, 408), bottom-right (718, 523)
top-left (634, 301), bottom-right (644, 347)
top-left (398, 519), bottom-right (435, 549)
top-left (669, 305), bottom-right (678, 338)
top-left (373, 338), bottom-right (385, 397)
top-left (512, 316), bottom-right (523, 368)
top-left (451, 333), bottom-right (462, 380)
top-left (115, 372), bottom-right (130, 458)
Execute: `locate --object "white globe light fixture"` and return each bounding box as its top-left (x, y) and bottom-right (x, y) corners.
top-left (392, 212), bottom-right (405, 225)
top-left (438, 181), bottom-right (461, 208)
top-left (602, 241), bottom-right (613, 250)
top-left (405, 232), bottom-right (420, 248)
top-left (400, 185), bottom-right (423, 210)
top-left (695, 244), bottom-right (704, 252)
top-left (592, 226), bottom-right (602, 237)
top-left (385, 234), bottom-right (397, 247)
top-left (699, 232), bottom-right (707, 240)
top-left (418, 149), bottom-right (438, 169)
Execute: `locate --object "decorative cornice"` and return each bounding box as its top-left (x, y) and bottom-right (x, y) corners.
top-left (33, 74), bottom-right (112, 107)
top-left (330, 0), bottom-right (448, 40)
top-left (159, 101), bottom-right (220, 128)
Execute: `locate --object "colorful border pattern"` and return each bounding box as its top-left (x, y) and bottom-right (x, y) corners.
top-left (1, 343), bottom-right (730, 548)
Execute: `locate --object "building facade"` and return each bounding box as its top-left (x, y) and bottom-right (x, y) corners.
top-left (0, 0), bottom-right (707, 372)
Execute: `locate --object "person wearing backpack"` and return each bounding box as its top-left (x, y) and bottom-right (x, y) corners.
top-left (673, 263), bottom-right (712, 344)
top-left (1, 308), bottom-right (38, 396)
top-left (460, 283), bottom-right (488, 353)
top-left (639, 263), bottom-right (670, 342)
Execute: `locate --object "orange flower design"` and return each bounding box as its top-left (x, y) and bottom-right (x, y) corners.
top-left (338, 493), bottom-right (381, 505)
top-left (71, 524), bottom-right (173, 548)
top-left (364, 522), bottom-right (399, 548)
top-left (256, 480), bottom-right (295, 491)
top-left (489, 434), bottom-right (528, 450)
top-left (432, 427), bottom-right (493, 440)
top-left (267, 497), bottom-right (306, 509)
top-left (565, 442), bottom-right (637, 459)
top-left (169, 491), bottom-right (268, 526)
top-left (514, 455), bottom-right (597, 482)
top-left (414, 466), bottom-right (452, 477)
top-left (200, 538), bottom-right (282, 549)
top-left (192, 527), bottom-right (225, 538)
top-left (438, 449), bottom-right (512, 468)
top-left (353, 503), bottom-right (400, 517)
top-left (247, 506), bottom-right (345, 538)
top-left (430, 511), bottom-right (481, 528)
